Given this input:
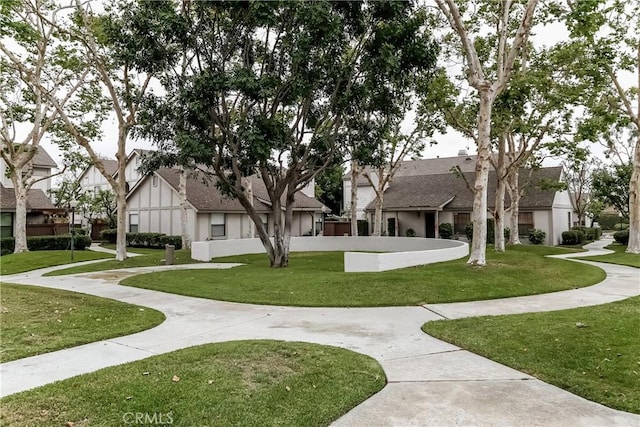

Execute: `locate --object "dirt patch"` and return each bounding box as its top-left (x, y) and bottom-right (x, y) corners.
top-left (78, 271), bottom-right (136, 282)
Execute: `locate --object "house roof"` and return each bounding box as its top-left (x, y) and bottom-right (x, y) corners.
top-left (32, 146), bottom-right (58, 168)
top-left (151, 168), bottom-right (327, 214)
top-left (366, 167), bottom-right (563, 211)
top-left (344, 154), bottom-right (478, 185)
top-left (101, 159), bottom-right (119, 176)
top-left (0, 184), bottom-right (57, 212)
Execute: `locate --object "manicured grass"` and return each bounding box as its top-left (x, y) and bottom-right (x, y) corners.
top-left (0, 250), bottom-right (112, 275)
top-left (578, 244), bottom-right (640, 268)
top-left (422, 297), bottom-right (640, 414)
top-left (0, 283), bottom-right (165, 362)
top-left (45, 248), bottom-right (199, 276)
top-left (120, 245), bottom-right (604, 307)
top-left (0, 340), bottom-right (385, 426)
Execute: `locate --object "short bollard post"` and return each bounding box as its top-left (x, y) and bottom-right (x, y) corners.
top-left (165, 244), bottom-right (175, 265)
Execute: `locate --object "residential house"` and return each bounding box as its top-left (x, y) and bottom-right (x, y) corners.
top-left (125, 168), bottom-right (329, 241)
top-left (78, 158), bottom-right (119, 194)
top-left (0, 147), bottom-right (61, 237)
top-left (344, 151), bottom-right (477, 220)
top-left (362, 165), bottom-right (573, 245)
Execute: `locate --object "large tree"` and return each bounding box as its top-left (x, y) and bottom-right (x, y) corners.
top-left (138, 1), bottom-right (436, 267)
top-left (563, 0), bottom-right (640, 253)
top-left (434, 0), bottom-right (540, 265)
top-left (0, 0), bottom-right (95, 253)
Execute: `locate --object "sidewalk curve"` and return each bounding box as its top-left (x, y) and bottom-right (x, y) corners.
top-left (1, 238), bottom-right (638, 426)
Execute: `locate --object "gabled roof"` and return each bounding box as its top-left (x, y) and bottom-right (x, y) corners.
top-left (344, 154), bottom-right (478, 185)
top-left (366, 167), bottom-right (563, 211)
top-left (32, 146), bottom-right (57, 168)
top-left (0, 184), bottom-right (57, 212)
top-left (153, 168), bottom-right (272, 213)
top-left (246, 175), bottom-right (328, 211)
top-left (101, 159), bottom-right (119, 177)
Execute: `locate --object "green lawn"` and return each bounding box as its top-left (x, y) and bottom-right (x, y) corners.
top-left (422, 296), bottom-right (640, 414)
top-left (578, 244), bottom-right (640, 268)
top-left (0, 340), bottom-right (385, 427)
top-left (0, 283), bottom-right (165, 362)
top-left (120, 245), bottom-right (604, 307)
top-left (0, 250), bottom-right (112, 275)
top-left (45, 247), bottom-right (199, 276)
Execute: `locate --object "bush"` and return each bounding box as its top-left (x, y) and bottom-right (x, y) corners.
top-left (1, 237), bottom-right (14, 256)
top-left (438, 223), bottom-right (453, 239)
top-left (613, 229), bottom-right (630, 245)
top-left (160, 235), bottom-right (183, 250)
top-left (0, 235), bottom-right (91, 255)
top-left (464, 223), bottom-right (474, 241)
top-left (528, 229), bottom-right (546, 245)
top-left (613, 222), bottom-right (629, 231)
top-left (126, 232), bottom-right (165, 247)
top-left (100, 228), bottom-right (117, 243)
top-left (562, 230), bottom-right (585, 245)
top-left (596, 214), bottom-right (627, 230)
top-left (571, 226), bottom-right (601, 242)
top-left (405, 228), bottom-right (416, 237)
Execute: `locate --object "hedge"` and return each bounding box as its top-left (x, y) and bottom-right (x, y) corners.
top-left (613, 230), bottom-right (629, 245)
top-left (465, 221), bottom-right (510, 243)
top-left (596, 214), bottom-right (628, 230)
top-left (571, 226), bottom-right (601, 241)
top-left (562, 230), bottom-right (585, 245)
top-left (0, 235), bottom-right (91, 255)
top-left (100, 228), bottom-right (117, 243)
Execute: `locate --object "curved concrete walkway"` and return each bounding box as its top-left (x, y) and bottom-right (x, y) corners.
top-left (1, 239), bottom-right (638, 426)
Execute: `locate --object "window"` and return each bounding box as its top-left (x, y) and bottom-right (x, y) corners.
top-left (259, 214), bottom-right (268, 235)
top-left (152, 175), bottom-right (158, 187)
top-left (129, 213), bottom-right (139, 233)
top-left (211, 213), bottom-right (226, 237)
top-left (518, 212), bottom-right (534, 235)
top-left (0, 213), bottom-right (13, 238)
top-left (454, 213), bottom-right (470, 234)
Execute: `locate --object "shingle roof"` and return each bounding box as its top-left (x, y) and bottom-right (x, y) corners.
top-left (366, 167), bottom-right (563, 211)
top-left (345, 154), bottom-right (478, 185)
top-left (32, 146), bottom-right (57, 168)
top-left (101, 159), bottom-right (119, 176)
top-left (0, 184), bottom-right (57, 211)
top-left (152, 169), bottom-right (326, 213)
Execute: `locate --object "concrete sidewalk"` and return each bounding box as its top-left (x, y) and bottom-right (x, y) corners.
top-left (1, 238), bottom-right (638, 426)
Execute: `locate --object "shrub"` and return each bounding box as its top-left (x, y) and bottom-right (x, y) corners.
top-left (613, 229), bottom-right (629, 245)
top-left (464, 223), bottom-right (474, 241)
top-left (438, 223), bottom-right (453, 239)
top-left (1, 237), bottom-right (14, 256)
top-left (160, 235), bottom-right (183, 250)
top-left (596, 214), bottom-right (627, 230)
top-left (571, 226), bottom-right (601, 242)
top-left (613, 222), bottom-right (629, 231)
top-left (0, 235), bottom-right (91, 254)
top-left (126, 232), bottom-right (165, 248)
top-left (405, 228), bottom-right (416, 237)
top-left (100, 228), bottom-right (117, 243)
top-left (528, 229), bottom-right (546, 245)
top-left (562, 230), bottom-right (585, 245)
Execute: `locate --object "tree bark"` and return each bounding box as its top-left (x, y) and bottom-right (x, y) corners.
top-left (12, 175), bottom-right (29, 253)
top-left (350, 159), bottom-right (359, 236)
top-left (179, 167), bottom-right (190, 249)
top-left (507, 169), bottom-right (522, 245)
top-left (627, 134), bottom-right (640, 253)
top-left (468, 91), bottom-right (493, 266)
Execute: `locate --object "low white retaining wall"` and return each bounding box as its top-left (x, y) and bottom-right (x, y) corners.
top-left (192, 236), bottom-right (468, 272)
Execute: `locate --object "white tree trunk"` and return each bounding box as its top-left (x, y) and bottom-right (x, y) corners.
top-left (494, 178), bottom-right (507, 252)
top-left (179, 168), bottom-right (190, 249)
top-left (627, 135), bottom-right (640, 253)
top-left (115, 190), bottom-right (127, 261)
top-left (468, 92), bottom-right (493, 266)
top-left (12, 176), bottom-right (29, 253)
top-left (507, 170), bottom-right (522, 245)
top-left (350, 159), bottom-right (359, 236)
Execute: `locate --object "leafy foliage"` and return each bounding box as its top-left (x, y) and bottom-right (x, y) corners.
top-left (528, 229), bottom-right (546, 245)
top-left (591, 163), bottom-right (632, 217)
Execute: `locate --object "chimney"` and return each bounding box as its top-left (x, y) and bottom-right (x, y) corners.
top-left (457, 149), bottom-right (468, 156)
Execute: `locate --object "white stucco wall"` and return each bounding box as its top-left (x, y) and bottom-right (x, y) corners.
top-left (343, 180), bottom-right (376, 220)
top-left (192, 236), bottom-right (468, 272)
